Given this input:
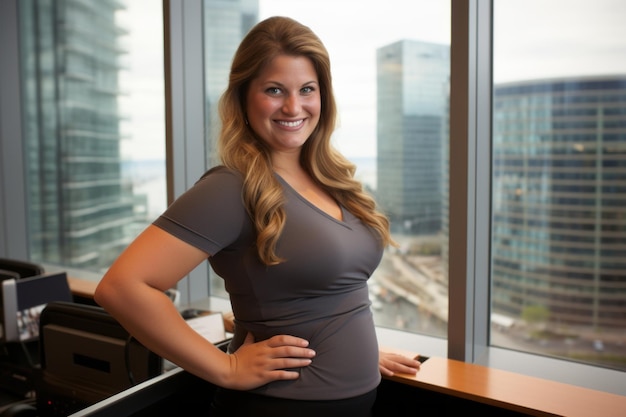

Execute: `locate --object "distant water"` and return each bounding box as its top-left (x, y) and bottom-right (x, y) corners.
top-left (122, 159), bottom-right (167, 218)
top-left (348, 156), bottom-right (377, 191)
top-left (121, 159), bottom-right (166, 182)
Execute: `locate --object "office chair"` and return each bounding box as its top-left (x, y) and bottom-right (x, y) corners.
top-left (0, 259), bottom-right (44, 280)
top-left (0, 270), bottom-right (20, 281)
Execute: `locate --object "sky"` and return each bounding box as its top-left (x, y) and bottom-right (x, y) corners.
top-left (117, 0), bottom-right (165, 161)
top-left (118, 0), bottom-right (626, 161)
top-left (492, 0), bottom-right (626, 84)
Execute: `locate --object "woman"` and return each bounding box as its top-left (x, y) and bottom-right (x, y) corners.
top-left (95, 16), bottom-right (419, 416)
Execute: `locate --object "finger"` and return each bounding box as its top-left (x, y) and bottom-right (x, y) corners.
top-left (266, 334), bottom-right (310, 348)
top-left (387, 361), bottom-right (419, 374)
top-left (272, 357), bottom-right (313, 370)
top-left (269, 369), bottom-right (304, 381)
top-left (388, 354), bottom-right (421, 367)
top-left (271, 345), bottom-right (316, 360)
top-left (396, 363), bottom-right (419, 374)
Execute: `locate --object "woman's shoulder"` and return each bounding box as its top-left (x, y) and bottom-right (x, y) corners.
top-left (165, 165), bottom-right (246, 217)
top-left (197, 165), bottom-right (243, 185)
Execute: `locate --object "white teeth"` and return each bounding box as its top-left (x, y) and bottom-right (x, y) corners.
top-left (278, 120), bottom-right (303, 127)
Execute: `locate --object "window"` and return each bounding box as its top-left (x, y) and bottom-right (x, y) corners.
top-left (9, 0), bottom-right (166, 278)
top-left (491, 0), bottom-right (626, 372)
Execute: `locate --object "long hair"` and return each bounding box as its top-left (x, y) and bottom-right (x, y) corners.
top-left (218, 16), bottom-right (395, 265)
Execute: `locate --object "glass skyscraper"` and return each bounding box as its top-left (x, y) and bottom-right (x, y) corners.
top-left (376, 40), bottom-right (450, 235)
top-left (492, 75), bottom-right (626, 328)
top-left (19, 0), bottom-right (139, 272)
top-left (203, 0), bottom-right (258, 168)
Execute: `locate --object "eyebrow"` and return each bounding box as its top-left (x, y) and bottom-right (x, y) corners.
top-left (262, 80), bottom-right (319, 88)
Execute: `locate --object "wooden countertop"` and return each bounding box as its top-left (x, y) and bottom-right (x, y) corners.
top-left (384, 354), bottom-right (626, 417)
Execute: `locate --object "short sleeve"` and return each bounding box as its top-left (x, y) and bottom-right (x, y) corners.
top-left (153, 167), bottom-right (249, 256)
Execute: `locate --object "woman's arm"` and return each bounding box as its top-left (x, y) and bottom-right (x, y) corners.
top-left (94, 225), bottom-right (315, 390)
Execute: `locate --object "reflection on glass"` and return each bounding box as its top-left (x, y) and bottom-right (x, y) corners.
top-left (204, 0), bottom-right (451, 339)
top-left (18, 0), bottom-right (166, 275)
top-left (492, 0), bottom-right (626, 370)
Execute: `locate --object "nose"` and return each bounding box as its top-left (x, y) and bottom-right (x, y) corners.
top-left (282, 93), bottom-right (301, 115)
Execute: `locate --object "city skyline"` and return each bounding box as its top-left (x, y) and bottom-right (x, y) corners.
top-left (119, 0), bottom-right (626, 161)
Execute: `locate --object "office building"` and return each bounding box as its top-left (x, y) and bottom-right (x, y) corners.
top-left (19, 0), bottom-right (138, 271)
top-left (376, 40), bottom-right (450, 234)
top-left (491, 75), bottom-right (626, 328)
top-left (16, 0), bottom-right (259, 273)
top-left (203, 0), bottom-right (258, 167)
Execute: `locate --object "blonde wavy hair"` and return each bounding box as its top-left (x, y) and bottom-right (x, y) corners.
top-left (218, 16), bottom-right (396, 265)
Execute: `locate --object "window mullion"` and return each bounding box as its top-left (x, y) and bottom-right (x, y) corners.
top-left (164, 0), bottom-right (209, 304)
top-left (448, 0), bottom-right (492, 363)
top-left (0, 0), bottom-right (29, 260)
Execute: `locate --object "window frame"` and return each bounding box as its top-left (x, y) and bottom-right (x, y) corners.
top-left (0, 0), bottom-right (624, 396)
top-left (0, 0), bottom-right (29, 259)
top-left (164, 0), bottom-right (212, 303)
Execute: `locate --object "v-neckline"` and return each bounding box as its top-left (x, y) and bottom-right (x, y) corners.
top-left (274, 173), bottom-right (345, 224)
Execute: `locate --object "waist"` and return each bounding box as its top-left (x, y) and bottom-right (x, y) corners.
top-left (230, 307), bottom-right (380, 400)
top-left (210, 387), bottom-right (377, 417)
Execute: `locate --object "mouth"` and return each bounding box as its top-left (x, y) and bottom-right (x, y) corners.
top-left (276, 119), bottom-right (304, 128)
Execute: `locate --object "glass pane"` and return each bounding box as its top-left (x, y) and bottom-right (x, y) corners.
top-left (18, 0), bottom-right (166, 276)
top-left (204, 0), bottom-right (450, 339)
top-left (492, 0), bottom-right (626, 370)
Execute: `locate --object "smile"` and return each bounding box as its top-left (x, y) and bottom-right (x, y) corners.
top-left (276, 119), bottom-right (304, 128)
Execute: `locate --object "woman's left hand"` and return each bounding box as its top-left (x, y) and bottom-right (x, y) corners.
top-left (379, 351), bottom-right (421, 377)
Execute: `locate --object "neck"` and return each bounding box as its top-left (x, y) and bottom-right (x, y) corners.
top-left (271, 152), bottom-right (303, 176)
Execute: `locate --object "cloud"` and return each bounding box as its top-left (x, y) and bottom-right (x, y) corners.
top-left (493, 0), bottom-right (626, 83)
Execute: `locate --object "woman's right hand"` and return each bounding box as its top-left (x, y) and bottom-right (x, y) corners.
top-left (224, 332), bottom-right (315, 390)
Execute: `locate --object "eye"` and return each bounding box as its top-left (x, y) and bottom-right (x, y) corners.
top-left (266, 87), bottom-right (282, 95)
top-left (301, 86), bottom-right (316, 94)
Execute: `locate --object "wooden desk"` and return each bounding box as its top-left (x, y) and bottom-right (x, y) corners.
top-left (384, 355), bottom-right (626, 417)
top-left (67, 277), bottom-right (99, 306)
top-left (67, 277), bottom-right (98, 300)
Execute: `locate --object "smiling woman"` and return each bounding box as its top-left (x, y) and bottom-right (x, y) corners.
top-left (245, 55), bottom-right (321, 154)
top-left (94, 15), bottom-right (420, 417)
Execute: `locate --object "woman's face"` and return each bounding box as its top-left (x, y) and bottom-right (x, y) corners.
top-left (246, 54), bottom-right (321, 155)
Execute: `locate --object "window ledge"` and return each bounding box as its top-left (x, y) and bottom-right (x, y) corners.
top-left (478, 345), bottom-right (626, 397)
top-left (375, 325), bottom-right (626, 397)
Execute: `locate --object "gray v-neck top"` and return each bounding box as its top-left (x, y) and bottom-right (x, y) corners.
top-left (153, 166), bottom-right (383, 400)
